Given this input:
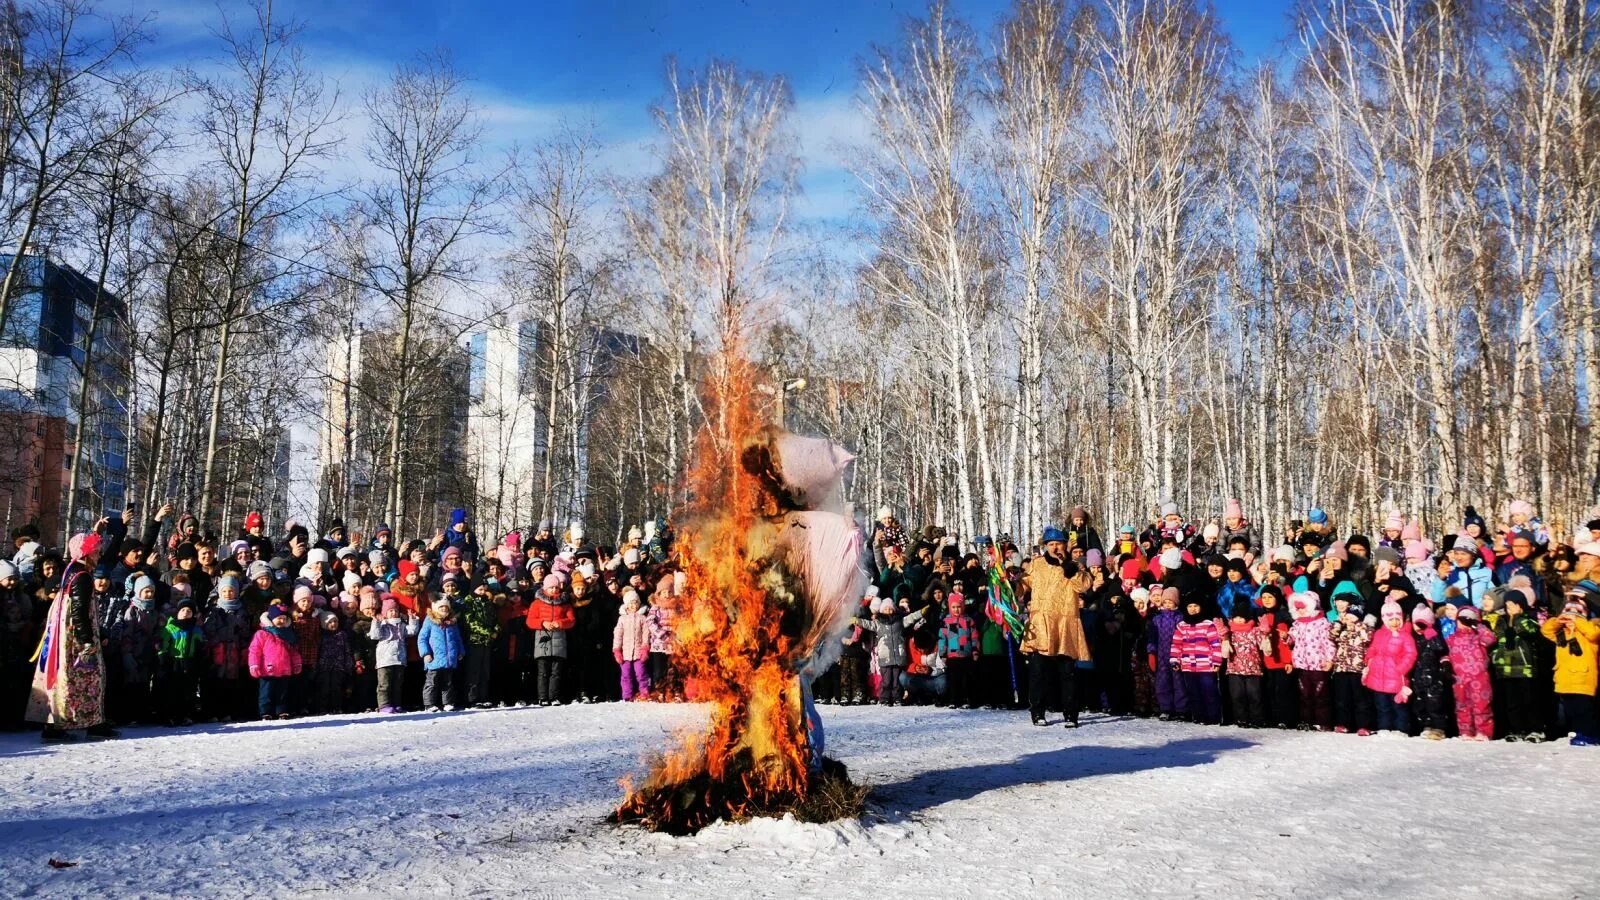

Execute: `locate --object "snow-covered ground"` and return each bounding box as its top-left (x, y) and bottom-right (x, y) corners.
top-left (2, 704), bottom-right (1596, 899)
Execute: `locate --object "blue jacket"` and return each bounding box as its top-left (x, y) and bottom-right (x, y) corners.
top-left (1433, 561), bottom-right (1493, 608)
top-left (417, 614), bottom-right (465, 670)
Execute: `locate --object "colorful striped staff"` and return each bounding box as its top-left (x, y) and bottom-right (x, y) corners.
top-left (983, 544), bottom-right (1024, 637)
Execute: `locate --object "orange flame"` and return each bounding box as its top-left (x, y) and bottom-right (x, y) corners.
top-left (613, 350), bottom-right (814, 832)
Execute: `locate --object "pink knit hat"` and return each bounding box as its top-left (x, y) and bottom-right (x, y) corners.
top-left (1383, 513), bottom-right (1404, 532)
top-left (1224, 498), bottom-right (1243, 521)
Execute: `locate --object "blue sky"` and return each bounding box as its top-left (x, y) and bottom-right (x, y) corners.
top-left (126, 0), bottom-right (1299, 221)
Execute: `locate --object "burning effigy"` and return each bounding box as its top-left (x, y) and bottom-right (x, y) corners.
top-left (611, 354), bottom-right (869, 835)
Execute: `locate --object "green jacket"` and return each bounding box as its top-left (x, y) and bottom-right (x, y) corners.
top-left (1490, 613), bottom-right (1539, 679)
top-left (457, 593), bottom-right (499, 647)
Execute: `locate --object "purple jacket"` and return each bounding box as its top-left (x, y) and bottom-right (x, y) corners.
top-left (1147, 609), bottom-right (1183, 663)
top-left (248, 628), bottom-right (303, 679)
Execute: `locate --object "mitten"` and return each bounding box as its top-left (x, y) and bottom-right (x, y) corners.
top-left (1147, 653), bottom-right (1157, 673)
top-left (613, 649), bottom-right (625, 665)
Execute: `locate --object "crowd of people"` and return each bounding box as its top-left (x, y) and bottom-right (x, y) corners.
top-left (855, 499), bottom-right (1599, 746)
top-left (5, 495), bottom-right (1599, 748)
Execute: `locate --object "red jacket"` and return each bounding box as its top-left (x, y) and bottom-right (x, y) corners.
top-left (525, 596), bottom-right (576, 632)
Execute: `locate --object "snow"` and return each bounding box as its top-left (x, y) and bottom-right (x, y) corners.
top-left (2, 704), bottom-right (1596, 898)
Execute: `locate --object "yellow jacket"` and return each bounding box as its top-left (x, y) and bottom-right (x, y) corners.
top-left (1541, 616), bottom-right (1600, 696)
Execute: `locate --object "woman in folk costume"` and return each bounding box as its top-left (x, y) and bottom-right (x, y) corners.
top-left (1021, 526), bottom-right (1094, 728)
top-left (28, 531), bottom-right (118, 742)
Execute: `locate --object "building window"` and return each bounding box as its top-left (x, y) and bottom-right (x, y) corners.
top-left (31, 486), bottom-right (39, 502)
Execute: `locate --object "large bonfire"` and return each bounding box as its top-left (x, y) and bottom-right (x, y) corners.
top-left (612, 351), bottom-right (868, 835)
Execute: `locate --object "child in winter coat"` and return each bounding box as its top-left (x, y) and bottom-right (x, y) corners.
top-left (1363, 602), bottom-right (1419, 734)
top-left (1255, 588), bottom-right (1296, 728)
top-left (839, 593), bottom-right (873, 705)
top-left (526, 573), bottom-right (576, 706)
top-left (288, 588), bottom-right (323, 715)
top-left (1329, 600), bottom-right (1373, 735)
top-left (370, 596), bottom-right (420, 713)
top-left (1222, 607), bottom-right (1265, 727)
top-left (646, 579), bottom-right (681, 701)
top-left (113, 576), bottom-right (162, 725)
top-left (856, 595), bottom-right (929, 706)
top-left (1540, 595), bottom-right (1600, 744)
top-left (348, 591), bottom-right (379, 712)
top-left (1446, 605), bottom-right (1496, 740)
top-left (1410, 605), bottom-right (1454, 740)
top-left (417, 595), bottom-right (465, 711)
top-left (157, 598), bottom-right (204, 725)
top-left (1145, 587), bottom-right (1186, 719)
top-left (248, 604), bottom-right (302, 719)
top-left (612, 589), bottom-right (651, 701)
top-left (203, 575), bottom-right (254, 721)
top-left (1489, 589), bottom-right (1543, 741)
top-left (1171, 599), bottom-right (1223, 724)
top-left (936, 592), bottom-right (979, 709)
top-left (1289, 591), bottom-right (1335, 730)
top-left (315, 612), bottom-right (354, 714)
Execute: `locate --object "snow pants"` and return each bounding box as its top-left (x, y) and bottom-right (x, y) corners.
top-left (1297, 670), bottom-right (1332, 729)
top-left (461, 645), bottom-right (493, 705)
top-left (1154, 662), bottom-right (1185, 715)
top-left (257, 677), bottom-right (291, 717)
top-left (838, 654), bottom-right (867, 703)
top-left (1182, 671), bottom-right (1220, 724)
top-left (1263, 669), bottom-right (1298, 727)
top-left (1453, 673), bottom-right (1494, 739)
top-left (1227, 674), bottom-right (1263, 726)
top-left (877, 665), bottom-right (903, 705)
top-left (1372, 690), bottom-right (1411, 733)
top-left (423, 667), bottom-right (459, 709)
top-left (1331, 671), bottom-right (1371, 731)
top-left (944, 657), bottom-right (974, 707)
top-left (619, 659), bottom-right (650, 700)
top-left (1557, 693), bottom-right (1599, 739)
top-left (1494, 676), bottom-right (1539, 738)
top-left (535, 657), bottom-right (566, 704)
top-left (376, 665), bottom-right (404, 710)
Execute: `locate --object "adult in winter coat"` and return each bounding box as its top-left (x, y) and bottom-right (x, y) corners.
top-left (1363, 602), bottom-right (1418, 734)
top-left (1540, 595), bottom-right (1600, 743)
top-left (1409, 605), bottom-right (1454, 739)
top-left (27, 533), bottom-right (115, 741)
top-left (526, 574), bottom-right (576, 705)
top-left (1447, 606), bottom-right (1496, 740)
top-left (1021, 527), bottom-right (1094, 728)
top-left (1434, 537), bottom-right (1494, 608)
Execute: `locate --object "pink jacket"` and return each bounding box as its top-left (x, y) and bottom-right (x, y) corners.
top-left (612, 610), bottom-right (651, 662)
top-left (1289, 616), bottom-right (1335, 671)
top-left (1446, 624), bottom-right (1496, 683)
top-left (1363, 627), bottom-right (1418, 695)
top-left (248, 628), bottom-right (304, 679)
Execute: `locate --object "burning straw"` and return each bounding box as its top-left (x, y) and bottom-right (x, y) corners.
top-left (611, 352), bottom-right (868, 835)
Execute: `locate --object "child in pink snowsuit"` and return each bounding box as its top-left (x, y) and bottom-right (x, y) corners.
top-left (1446, 605), bottom-right (1497, 739)
top-left (612, 590), bottom-right (652, 701)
